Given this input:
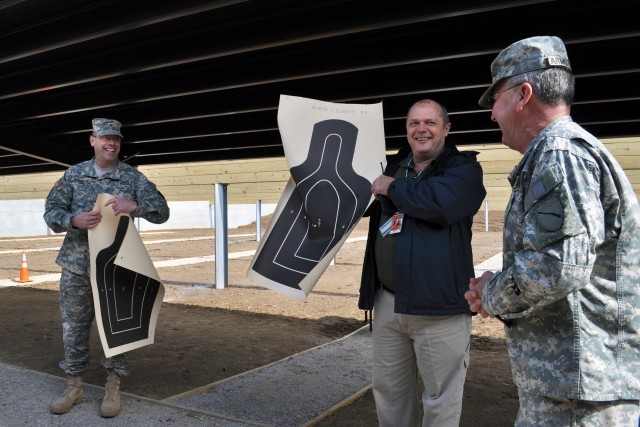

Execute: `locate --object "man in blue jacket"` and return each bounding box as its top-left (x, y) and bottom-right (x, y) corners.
top-left (359, 99), bottom-right (486, 426)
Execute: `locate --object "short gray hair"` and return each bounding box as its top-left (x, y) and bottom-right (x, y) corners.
top-left (509, 67), bottom-right (575, 106)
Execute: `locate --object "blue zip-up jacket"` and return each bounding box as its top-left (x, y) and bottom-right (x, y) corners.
top-left (359, 143), bottom-right (486, 315)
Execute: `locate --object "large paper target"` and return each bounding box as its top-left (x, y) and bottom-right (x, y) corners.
top-left (88, 193), bottom-right (164, 357)
top-left (247, 95), bottom-right (386, 299)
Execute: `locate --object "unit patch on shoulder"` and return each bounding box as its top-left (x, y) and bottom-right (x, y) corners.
top-left (54, 178), bottom-right (63, 190)
top-left (535, 197), bottom-right (563, 231)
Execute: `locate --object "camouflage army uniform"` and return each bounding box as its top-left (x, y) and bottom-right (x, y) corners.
top-left (44, 158), bottom-right (170, 377)
top-left (481, 117), bottom-right (640, 418)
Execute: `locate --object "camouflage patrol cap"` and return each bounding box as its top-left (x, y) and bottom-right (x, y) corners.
top-left (478, 36), bottom-right (572, 108)
top-left (91, 118), bottom-right (124, 139)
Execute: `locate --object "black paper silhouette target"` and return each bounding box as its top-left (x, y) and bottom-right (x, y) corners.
top-left (248, 95), bottom-right (386, 299)
top-left (95, 216), bottom-right (161, 350)
top-left (89, 193), bottom-right (164, 357)
top-left (252, 119), bottom-right (370, 284)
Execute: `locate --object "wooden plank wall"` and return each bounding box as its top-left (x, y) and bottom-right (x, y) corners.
top-left (2, 138), bottom-right (638, 212)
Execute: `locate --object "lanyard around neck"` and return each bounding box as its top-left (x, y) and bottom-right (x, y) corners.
top-left (405, 157), bottom-right (425, 179)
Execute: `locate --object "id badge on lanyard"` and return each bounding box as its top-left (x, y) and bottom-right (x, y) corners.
top-left (379, 212), bottom-right (404, 238)
top-left (379, 159), bottom-right (417, 238)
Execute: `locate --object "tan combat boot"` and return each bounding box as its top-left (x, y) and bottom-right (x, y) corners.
top-left (50, 375), bottom-right (83, 414)
top-left (100, 370), bottom-right (121, 418)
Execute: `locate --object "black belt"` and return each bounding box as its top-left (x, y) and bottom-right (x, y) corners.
top-left (380, 283), bottom-right (395, 294)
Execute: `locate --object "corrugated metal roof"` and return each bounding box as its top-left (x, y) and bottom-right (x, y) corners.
top-left (1, 0), bottom-right (638, 175)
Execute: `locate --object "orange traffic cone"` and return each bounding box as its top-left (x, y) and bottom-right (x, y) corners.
top-left (13, 252), bottom-right (33, 283)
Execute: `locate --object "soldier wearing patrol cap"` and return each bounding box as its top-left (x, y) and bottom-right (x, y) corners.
top-left (466, 36), bottom-right (640, 425)
top-left (44, 118), bottom-right (170, 418)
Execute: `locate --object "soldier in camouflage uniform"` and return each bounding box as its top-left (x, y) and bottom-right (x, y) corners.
top-left (465, 36), bottom-right (640, 425)
top-left (44, 118), bottom-right (170, 418)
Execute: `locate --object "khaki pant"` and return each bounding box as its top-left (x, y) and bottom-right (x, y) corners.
top-left (372, 288), bottom-right (471, 427)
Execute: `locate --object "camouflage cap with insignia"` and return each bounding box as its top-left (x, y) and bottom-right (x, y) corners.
top-left (91, 118), bottom-right (124, 139)
top-left (478, 36), bottom-right (572, 108)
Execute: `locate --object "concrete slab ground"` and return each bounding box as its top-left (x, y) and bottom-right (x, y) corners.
top-left (0, 326), bottom-right (372, 427)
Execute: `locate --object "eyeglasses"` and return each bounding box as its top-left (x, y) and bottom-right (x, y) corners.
top-left (489, 83), bottom-right (522, 107)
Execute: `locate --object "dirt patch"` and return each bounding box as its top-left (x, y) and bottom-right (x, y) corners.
top-left (0, 211), bottom-right (517, 426)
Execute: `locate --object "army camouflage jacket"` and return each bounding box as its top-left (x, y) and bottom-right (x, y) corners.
top-left (482, 117), bottom-right (640, 400)
top-left (44, 158), bottom-right (170, 276)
